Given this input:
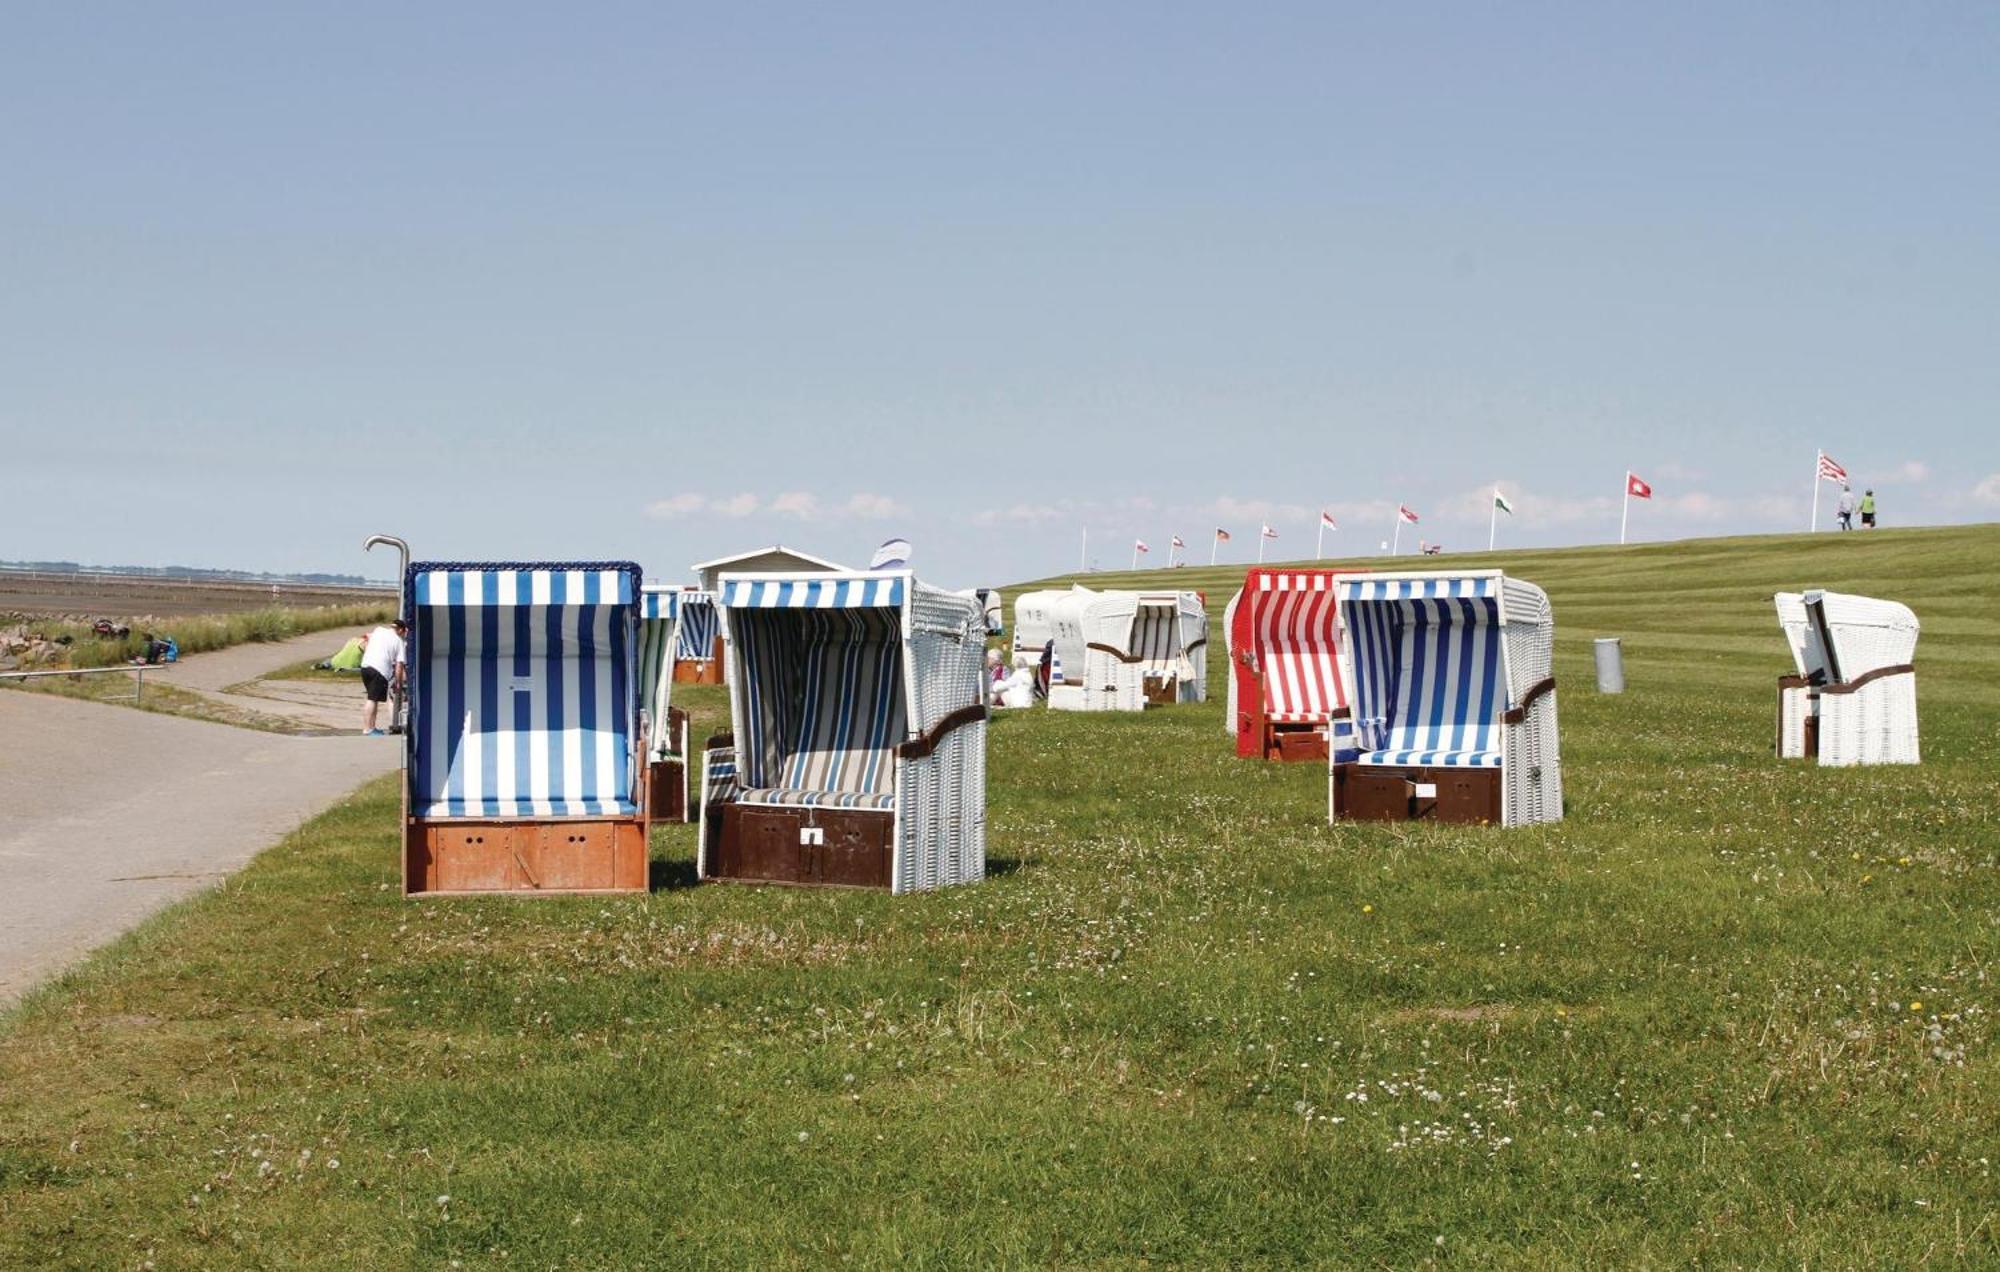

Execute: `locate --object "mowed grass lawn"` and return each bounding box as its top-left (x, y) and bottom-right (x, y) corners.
top-left (2, 526), bottom-right (1996, 1265)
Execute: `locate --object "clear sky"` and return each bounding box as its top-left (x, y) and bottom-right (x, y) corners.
top-left (5, 3), bottom-right (1996, 585)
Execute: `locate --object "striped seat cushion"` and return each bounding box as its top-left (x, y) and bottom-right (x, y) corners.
top-left (737, 787), bottom-right (898, 810)
top-left (1357, 748), bottom-right (1501, 768)
top-left (735, 608), bottom-right (905, 808)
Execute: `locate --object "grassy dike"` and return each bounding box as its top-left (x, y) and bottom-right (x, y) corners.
top-left (0, 526), bottom-right (1995, 1265)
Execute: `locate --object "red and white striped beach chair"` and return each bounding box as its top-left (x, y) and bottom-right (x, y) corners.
top-left (1224, 568), bottom-right (1364, 761)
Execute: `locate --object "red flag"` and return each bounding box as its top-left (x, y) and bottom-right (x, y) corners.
top-left (1134, 539), bottom-right (1149, 554)
top-left (1320, 510), bottom-right (1337, 530)
top-left (1626, 472), bottom-right (1652, 499)
top-left (1817, 452), bottom-right (1848, 482)
top-left (1260, 524), bottom-right (1278, 539)
top-left (1214, 527), bottom-right (1231, 541)
top-left (1397, 505), bottom-right (1420, 524)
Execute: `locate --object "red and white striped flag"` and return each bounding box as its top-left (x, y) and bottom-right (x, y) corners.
top-left (1397, 505), bottom-right (1420, 524)
top-left (1170, 534), bottom-right (1185, 548)
top-left (1817, 452), bottom-right (1848, 483)
top-left (1320, 510), bottom-right (1337, 530)
top-left (1626, 472), bottom-right (1653, 499)
top-left (1260, 524), bottom-right (1278, 539)
top-left (1134, 539), bottom-right (1149, 554)
top-left (1214, 527), bottom-right (1231, 541)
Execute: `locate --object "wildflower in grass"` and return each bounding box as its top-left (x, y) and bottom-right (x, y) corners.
top-left (1362, 904), bottom-right (1374, 914)
top-left (1909, 1001), bottom-right (1922, 1012)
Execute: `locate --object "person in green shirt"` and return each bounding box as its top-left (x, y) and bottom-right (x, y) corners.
top-left (1859, 490), bottom-right (1877, 529)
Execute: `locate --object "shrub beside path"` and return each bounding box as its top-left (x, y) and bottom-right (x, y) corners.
top-left (0, 630), bottom-right (397, 1004)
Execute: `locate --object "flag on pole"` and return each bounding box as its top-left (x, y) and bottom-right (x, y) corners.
top-left (1170, 534), bottom-right (1185, 548)
top-left (1320, 510), bottom-right (1337, 530)
top-left (1817, 452), bottom-right (1848, 483)
top-left (1398, 505), bottom-right (1420, 524)
top-left (1134, 539), bottom-right (1149, 554)
top-left (1260, 524), bottom-right (1278, 539)
top-left (1214, 527), bottom-right (1231, 541)
top-left (869, 538), bottom-right (911, 569)
top-left (1493, 492), bottom-right (1514, 515)
top-left (1626, 473), bottom-right (1652, 499)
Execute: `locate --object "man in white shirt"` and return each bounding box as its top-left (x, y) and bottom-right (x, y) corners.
top-left (360, 618), bottom-right (408, 736)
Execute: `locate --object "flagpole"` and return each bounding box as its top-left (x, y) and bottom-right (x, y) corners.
top-left (1316, 518), bottom-right (1324, 560)
top-left (1391, 508), bottom-right (1402, 557)
top-left (1210, 534), bottom-right (1219, 567)
top-left (1810, 449), bottom-right (1821, 533)
top-left (1489, 484), bottom-right (1498, 552)
top-left (1131, 543), bottom-right (1138, 570)
top-left (1620, 475), bottom-right (1630, 546)
top-left (1081, 526), bottom-right (1087, 572)
top-left (1257, 532), bottom-right (1266, 565)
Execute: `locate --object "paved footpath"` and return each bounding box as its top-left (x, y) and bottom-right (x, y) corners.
top-left (0, 630), bottom-right (399, 1006)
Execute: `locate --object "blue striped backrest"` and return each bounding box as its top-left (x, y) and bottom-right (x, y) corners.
top-left (733, 607), bottom-right (906, 797)
top-left (676, 594), bottom-right (719, 660)
top-left (1340, 578), bottom-right (1507, 760)
top-left (408, 564), bottom-right (641, 818)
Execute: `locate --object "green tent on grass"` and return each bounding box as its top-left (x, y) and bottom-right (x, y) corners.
top-left (326, 636), bottom-right (366, 672)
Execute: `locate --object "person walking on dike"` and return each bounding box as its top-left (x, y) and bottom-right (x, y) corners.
top-left (1836, 484), bottom-right (1855, 530)
top-left (1860, 489), bottom-right (1877, 529)
top-left (360, 618), bottom-right (408, 735)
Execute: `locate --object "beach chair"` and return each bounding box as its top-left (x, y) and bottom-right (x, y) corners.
top-left (1082, 590), bottom-right (1206, 709)
top-left (700, 571), bottom-right (987, 892)
top-left (1224, 568), bottom-right (1363, 761)
top-left (640, 585), bottom-right (693, 822)
top-left (671, 590), bottom-right (723, 684)
top-left (1774, 590), bottom-right (1919, 766)
top-left (1012, 586), bottom-right (1092, 710)
top-left (402, 562), bottom-right (649, 895)
top-left (1329, 570), bottom-right (1562, 828)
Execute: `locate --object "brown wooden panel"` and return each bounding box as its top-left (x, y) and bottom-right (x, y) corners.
top-left (1271, 726), bottom-right (1329, 763)
top-left (816, 810), bottom-right (894, 888)
top-left (431, 825), bottom-right (517, 892)
top-left (648, 759), bottom-right (687, 823)
top-left (1334, 765), bottom-right (1502, 826)
top-left (535, 823), bottom-right (618, 891)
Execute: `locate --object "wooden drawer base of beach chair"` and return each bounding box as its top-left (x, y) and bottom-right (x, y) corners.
top-left (1265, 724), bottom-right (1329, 763)
top-left (703, 803), bottom-right (894, 889)
top-left (672, 659), bottom-right (724, 685)
top-left (404, 818), bottom-right (649, 896)
top-left (1333, 764), bottom-right (1503, 826)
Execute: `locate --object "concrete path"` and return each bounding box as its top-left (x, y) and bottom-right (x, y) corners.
top-left (0, 629), bottom-right (400, 1005)
top-left (158, 626), bottom-right (380, 733)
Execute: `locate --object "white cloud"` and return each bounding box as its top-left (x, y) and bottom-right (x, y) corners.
top-left (1973, 474), bottom-right (2000, 506)
top-left (770, 492), bottom-right (819, 519)
top-left (841, 492), bottom-right (907, 520)
top-left (1881, 460), bottom-right (1930, 485)
top-left (642, 493), bottom-right (709, 520)
top-left (714, 493), bottom-right (761, 518)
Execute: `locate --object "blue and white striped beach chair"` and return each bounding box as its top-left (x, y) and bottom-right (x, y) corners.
top-left (700, 570), bottom-right (987, 893)
top-left (402, 562), bottom-right (650, 894)
top-left (639, 585), bottom-right (695, 821)
top-left (672, 591), bottom-right (723, 683)
top-left (1329, 570), bottom-right (1562, 827)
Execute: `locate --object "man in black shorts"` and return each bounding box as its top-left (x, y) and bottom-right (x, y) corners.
top-left (360, 618), bottom-right (408, 735)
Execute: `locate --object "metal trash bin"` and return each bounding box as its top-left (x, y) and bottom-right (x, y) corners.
top-left (1594, 637), bottom-right (1625, 693)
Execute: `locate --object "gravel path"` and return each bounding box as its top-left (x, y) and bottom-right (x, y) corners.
top-left (0, 629), bottom-right (401, 1006)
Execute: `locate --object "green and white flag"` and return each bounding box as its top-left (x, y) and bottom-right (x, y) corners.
top-left (1493, 491), bottom-right (1514, 515)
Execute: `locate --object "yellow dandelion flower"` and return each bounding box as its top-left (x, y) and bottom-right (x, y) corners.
top-left (1361, 904), bottom-right (1374, 914)
top-left (1909, 1001), bottom-right (1923, 1013)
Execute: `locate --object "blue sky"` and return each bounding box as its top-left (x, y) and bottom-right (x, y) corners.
top-left (4, 3), bottom-right (1996, 584)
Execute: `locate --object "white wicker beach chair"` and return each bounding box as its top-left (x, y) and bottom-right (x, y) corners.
top-left (700, 571), bottom-right (987, 893)
top-left (1329, 571), bottom-right (1562, 828)
top-left (1011, 587), bottom-right (1205, 711)
top-left (403, 562), bottom-right (650, 894)
top-left (1774, 590), bottom-right (1919, 766)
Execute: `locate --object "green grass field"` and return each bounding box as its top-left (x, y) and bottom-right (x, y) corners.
top-left (2, 526), bottom-right (1995, 1265)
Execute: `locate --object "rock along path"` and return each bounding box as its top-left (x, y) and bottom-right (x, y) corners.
top-left (0, 629), bottom-right (399, 1006)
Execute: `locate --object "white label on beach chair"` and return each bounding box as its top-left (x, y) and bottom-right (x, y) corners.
top-left (800, 827), bottom-right (825, 846)
top-left (1413, 783), bottom-right (1438, 799)
top-left (507, 675), bottom-right (534, 693)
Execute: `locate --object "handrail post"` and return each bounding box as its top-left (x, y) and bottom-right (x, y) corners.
top-left (135, 666), bottom-right (143, 706)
